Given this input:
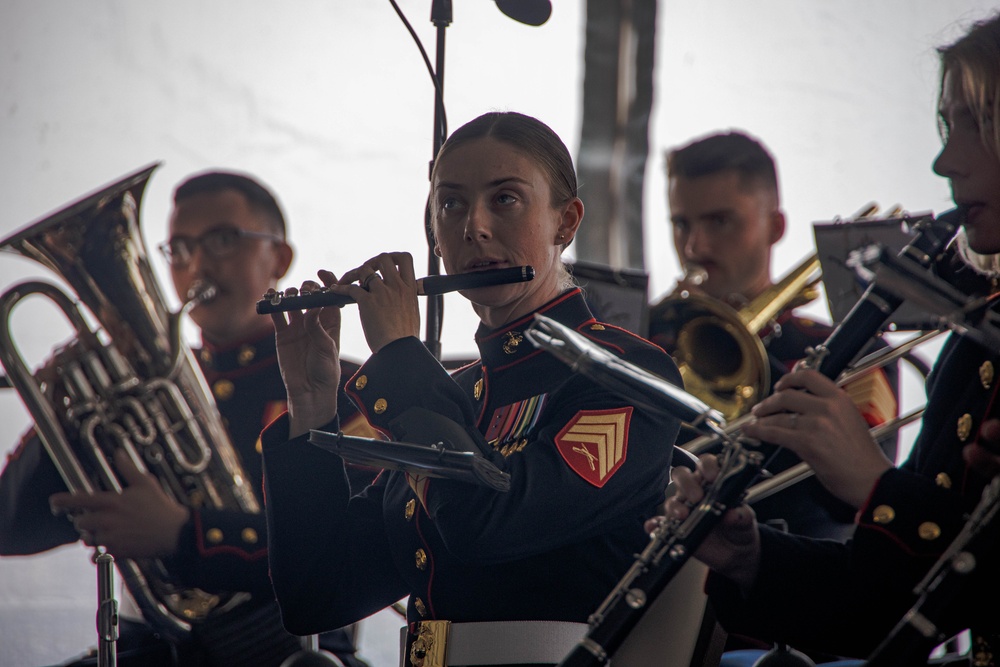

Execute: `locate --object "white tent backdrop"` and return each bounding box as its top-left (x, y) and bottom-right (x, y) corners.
top-left (1, 1), bottom-right (997, 664)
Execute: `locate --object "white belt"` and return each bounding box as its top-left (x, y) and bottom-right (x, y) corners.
top-left (399, 620), bottom-right (588, 666)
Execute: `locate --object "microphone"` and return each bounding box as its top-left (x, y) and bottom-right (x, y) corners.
top-left (257, 265), bottom-right (535, 314)
top-left (495, 0), bottom-right (551, 26)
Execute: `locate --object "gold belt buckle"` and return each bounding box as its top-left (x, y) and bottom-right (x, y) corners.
top-left (409, 620), bottom-right (451, 667)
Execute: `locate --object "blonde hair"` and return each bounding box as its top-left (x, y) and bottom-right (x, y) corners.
top-left (939, 14), bottom-right (1000, 276)
top-left (938, 13), bottom-right (1000, 157)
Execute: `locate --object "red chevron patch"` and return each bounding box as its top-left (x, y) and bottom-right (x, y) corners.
top-left (554, 407), bottom-right (633, 487)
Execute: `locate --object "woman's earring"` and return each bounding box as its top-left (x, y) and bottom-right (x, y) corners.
top-left (434, 246), bottom-right (442, 257)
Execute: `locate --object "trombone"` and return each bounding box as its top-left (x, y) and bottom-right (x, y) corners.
top-left (647, 254), bottom-right (822, 421)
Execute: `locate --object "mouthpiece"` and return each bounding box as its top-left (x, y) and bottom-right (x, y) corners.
top-left (186, 281), bottom-right (217, 304)
top-left (685, 265), bottom-right (708, 286)
top-left (257, 266), bottom-right (535, 314)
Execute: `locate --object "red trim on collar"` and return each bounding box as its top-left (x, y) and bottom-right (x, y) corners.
top-left (477, 289), bottom-right (582, 342)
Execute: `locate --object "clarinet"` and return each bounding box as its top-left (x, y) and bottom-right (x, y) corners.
top-left (558, 209), bottom-right (962, 667)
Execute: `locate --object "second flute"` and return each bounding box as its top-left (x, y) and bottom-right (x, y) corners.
top-left (256, 266), bottom-right (535, 314)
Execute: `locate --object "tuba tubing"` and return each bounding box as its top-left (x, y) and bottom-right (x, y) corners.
top-left (0, 164), bottom-right (259, 639)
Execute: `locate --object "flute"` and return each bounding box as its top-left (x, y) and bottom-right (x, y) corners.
top-left (256, 265), bottom-right (535, 314)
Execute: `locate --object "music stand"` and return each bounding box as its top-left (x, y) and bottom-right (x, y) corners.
top-left (568, 260), bottom-right (650, 336)
top-left (309, 431), bottom-right (511, 492)
top-left (812, 214), bottom-right (938, 331)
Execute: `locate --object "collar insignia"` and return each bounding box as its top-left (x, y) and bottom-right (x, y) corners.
top-left (502, 331), bottom-right (523, 355)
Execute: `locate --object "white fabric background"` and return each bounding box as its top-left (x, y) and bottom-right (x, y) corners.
top-left (0, 2), bottom-right (997, 664)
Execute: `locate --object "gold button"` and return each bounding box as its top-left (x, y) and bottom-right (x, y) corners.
top-left (374, 398), bottom-right (388, 414)
top-left (415, 549), bottom-right (428, 570)
top-left (238, 344), bottom-right (256, 366)
top-left (241, 528), bottom-right (258, 544)
top-left (405, 499), bottom-right (416, 520)
top-left (935, 472), bottom-right (952, 489)
top-left (957, 413), bottom-right (973, 442)
top-left (212, 379), bottom-right (235, 401)
top-left (355, 375), bottom-right (368, 390)
top-left (414, 597), bottom-right (427, 617)
top-left (199, 349), bottom-right (213, 364)
top-left (590, 324), bottom-right (605, 331)
top-left (872, 505), bottom-right (895, 524)
top-left (206, 528), bottom-right (224, 544)
top-left (980, 360), bottom-right (994, 389)
top-left (189, 490), bottom-right (205, 508)
top-left (918, 522), bottom-right (942, 540)
top-left (474, 378), bottom-right (483, 401)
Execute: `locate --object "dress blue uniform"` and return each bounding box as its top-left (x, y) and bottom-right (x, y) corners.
top-left (261, 289), bottom-right (682, 664)
top-left (649, 304), bottom-right (899, 541)
top-left (706, 326), bottom-right (1000, 663)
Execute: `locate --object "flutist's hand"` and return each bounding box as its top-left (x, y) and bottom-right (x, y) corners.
top-left (269, 270), bottom-right (343, 438)
top-left (49, 450), bottom-right (188, 558)
top-left (964, 418), bottom-right (1000, 478)
top-left (655, 454), bottom-right (761, 597)
top-left (742, 368), bottom-right (893, 509)
top-left (334, 252), bottom-right (422, 354)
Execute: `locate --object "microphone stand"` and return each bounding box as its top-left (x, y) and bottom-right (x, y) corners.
top-left (423, 0), bottom-right (451, 361)
top-left (96, 551), bottom-right (118, 667)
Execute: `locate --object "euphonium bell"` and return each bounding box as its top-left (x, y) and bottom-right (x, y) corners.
top-left (0, 164), bottom-right (259, 640)
top-left (648, 255), bottom-right (822, 421)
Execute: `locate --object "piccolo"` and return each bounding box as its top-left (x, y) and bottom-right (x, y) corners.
top-left (256, 265), bottom-right (535, 314)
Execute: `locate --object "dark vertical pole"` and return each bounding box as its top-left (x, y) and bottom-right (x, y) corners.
top-left (423, 0), bottom-right (452, 361)
top-left (575, 0), bottom-right (657, 271)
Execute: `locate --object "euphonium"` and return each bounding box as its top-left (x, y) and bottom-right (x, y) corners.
top-left (0, 164), bottom-right (260, 640)
top-left (647, 254), bottom-right (821, 420)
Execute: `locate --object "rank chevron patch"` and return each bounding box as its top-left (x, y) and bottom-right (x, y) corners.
top-left (554, 407), bottom-right (633, 487)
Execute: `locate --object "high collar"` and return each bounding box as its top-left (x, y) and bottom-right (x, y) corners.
top-left (474, 289), bottom-right (595, 371)
top-left (197, 329), bottom-right (277, 374)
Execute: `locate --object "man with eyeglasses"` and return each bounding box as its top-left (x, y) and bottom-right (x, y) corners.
top-left (0, 171), bottom-right (375, 667)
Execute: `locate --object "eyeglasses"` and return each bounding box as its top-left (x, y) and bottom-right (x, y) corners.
top-left (158, 226), bottom-right (283, 266)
